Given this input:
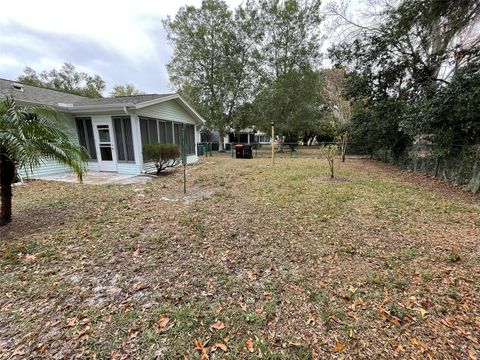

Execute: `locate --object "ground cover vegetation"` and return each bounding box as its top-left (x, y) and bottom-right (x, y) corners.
top-left (1, 156), bottom-right (479, 358)
top-left (165, 0), bottom-right (479, 189)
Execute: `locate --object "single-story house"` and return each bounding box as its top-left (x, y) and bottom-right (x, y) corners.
top-left (0, 78), bottom-right (205, 177)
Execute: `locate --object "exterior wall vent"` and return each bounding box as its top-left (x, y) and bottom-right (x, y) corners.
top-left (11, 83), bottom-right (24, 92)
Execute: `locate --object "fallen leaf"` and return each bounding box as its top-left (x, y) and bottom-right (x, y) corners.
top-left (245, 338), bottom-right (255, 353)
top-left (210, 321), bottom-right (225, 330)
top-left (410, 338), bottom-right (419, 346)
top-left (158, 316), bottom-right (170, 328)
top-left (194, 339), bottom-right (205, 351)
top-left (377, 306), bottom-right (388, 321)
top-left (287, 284), bottom-right (304, 293)
top-left (195, 339), bottom-right (209, 360)
top-left (65, 318), bottom-right (77, 328)
top-left (288, 341), bottom-right (302, 348)
top-left (332, 342), bottom-right (345, 353)
top-left (319, 280), bottom-right (329, 287)
top-left (212, 342), bottom-right (228, 352)
top-left (416, 307), bottom-right (428, 317)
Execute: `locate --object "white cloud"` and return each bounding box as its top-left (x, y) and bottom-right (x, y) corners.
top-left (0, 0), bottom-right (244, 93)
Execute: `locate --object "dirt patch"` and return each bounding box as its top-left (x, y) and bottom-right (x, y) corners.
top-left (1, 204), bottom-right (82, 242)
top-left (311, 176), bottom-right (352, 183)
top-left (159, 186), bottom-right (214, 203)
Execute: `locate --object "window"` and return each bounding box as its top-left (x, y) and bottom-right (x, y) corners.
top-left (140, 117), bottom-right (174, 145)
top-left (166, 122), bottom-right (173, 143)
top-left (139, 117), bottom-right (195, 155)
top-left (75, 117), bottom-right (97, 160)
top-left (113, 116), bottom-right (135, 162)
top-left (174, 123), bottom-right (181, 145)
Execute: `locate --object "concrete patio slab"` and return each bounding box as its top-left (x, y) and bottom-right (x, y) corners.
top-left (36, 172), bottom-right (153, 185)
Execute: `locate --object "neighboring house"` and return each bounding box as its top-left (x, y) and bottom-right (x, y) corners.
top-left (226, 128), bottom-right (271, 145)
top-left (0, 78), bottom-right (205, 177)
top-left (205, 128), bottom-right (271, 150)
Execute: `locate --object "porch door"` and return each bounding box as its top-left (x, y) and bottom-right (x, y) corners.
top-left (96, 122), bottom-right (117, 171)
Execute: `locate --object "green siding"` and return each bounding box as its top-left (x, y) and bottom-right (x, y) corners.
top-left (135, 99), bottom-right (197, 125)
top-left (117, 163), bottom-right (142, 175)
top-left (20, 113), bottom-right (82, 178)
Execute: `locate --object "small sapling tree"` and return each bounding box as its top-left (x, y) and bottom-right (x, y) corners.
top-left (143, 143), bottom-right (181, 175)
top-left (319, 144), bottom-right (339, 178)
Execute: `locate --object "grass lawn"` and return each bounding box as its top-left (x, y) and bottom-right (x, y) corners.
top-left (1, 156), bottom-right (479, 359)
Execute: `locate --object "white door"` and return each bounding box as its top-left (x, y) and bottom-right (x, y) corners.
top-left (95, 122), bottom-right (117, 172)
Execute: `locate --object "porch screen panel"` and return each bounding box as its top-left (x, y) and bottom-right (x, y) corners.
top-left (113, 118), bottom-right (125, 161)
top-left (158, 121), bottom-right (166, 143)
top-left (112, 116), bottom-right (134, 163)
top-left (123, 118), bottom-right (135, 161)
top-left (140, 118), bottom-right (149, 145)
top-left (186, 124), bottom-right (195, 155)
top-left (174, 123), bottom-right (181, 145)
top-left (166, 122), bottom-right (173, 143)
top-left (75, 117), bottom-right (97, 160)
top-left (148, 120), bottom-right (158, 143)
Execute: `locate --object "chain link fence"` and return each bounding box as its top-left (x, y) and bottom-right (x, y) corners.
top-left (372, 144), bottom-right (480, 192)
top-left (199, 141), bottom-right (480, 192)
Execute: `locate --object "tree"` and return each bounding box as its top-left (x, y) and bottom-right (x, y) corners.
top-left (254, 68), bottom-right (324, 141)
top-left (251, 0), bottom-right (324, 140)
top-left (329, 0), bottom-right (480, 156)
top-left (0, 97), bottom-right (88, 226)
top-left (142, 143), bottom-right (181, 175)
top-left (18, 63), bottom-right (106, 98)
top-left (321, 68), bottom-right (352, 162)
top-left (258, 0), bottom-right (323, 80)
top-left (164, 0), bottom-right (261, 151)
top-left (110, 84), bottom-right (145, 97)
top-left (319, 144), bottom-right (339, 178)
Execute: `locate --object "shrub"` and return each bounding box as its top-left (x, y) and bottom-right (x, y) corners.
top-left (143, 143), bottom-right (181, 175)
top-left (319, 144), bottom-right (339, 178)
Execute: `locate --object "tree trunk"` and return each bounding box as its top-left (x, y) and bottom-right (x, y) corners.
top-left (0, 150), bottom-right (15, 226)
top-left (341, 132), bottom-right (348, 162)
top-left (218, 128), bottom-right (225, 152)
top-left (468, 159), bottom-right (480, 193)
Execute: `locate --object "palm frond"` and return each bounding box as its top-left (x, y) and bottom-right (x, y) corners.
top-left (0, 96), bottom-right (88, 180)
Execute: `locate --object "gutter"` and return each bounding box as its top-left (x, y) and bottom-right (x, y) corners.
top-left (59, 103), bottom-right (136, 113)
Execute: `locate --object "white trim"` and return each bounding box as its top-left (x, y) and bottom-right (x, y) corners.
top-left (92, 116), bottom-right (117, 172)
top-left (133, 94), bottom-right (179, 108)
top-left (134, 94), bottom-right (206, 125)
top-left (129, 114), bottom-right (143, 166)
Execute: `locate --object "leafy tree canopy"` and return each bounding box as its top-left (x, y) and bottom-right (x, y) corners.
top-left (18, 63), bottom-right (106, 98)
top-left (110, 84), bottom-right (145, 97)
top-left (329, 0), bottom-right (480, 155)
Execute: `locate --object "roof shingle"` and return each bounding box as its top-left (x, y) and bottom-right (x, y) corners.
top-left (0, 78), bottom-right (174, 107)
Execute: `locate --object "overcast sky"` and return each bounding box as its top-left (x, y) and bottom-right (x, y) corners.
top-left (0, 0), bottom-right (356, 95)
top-left (0, 0), bottom-right (247, 94)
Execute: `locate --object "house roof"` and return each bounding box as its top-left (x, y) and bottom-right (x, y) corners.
top-left (0, 78), bottom-right (89, 106)
top-left (73, 94), bottom-right (173, 106)
top-left (0, 78), bottom-right (173, 106)
top-left (0, 78), bottom-right (205, 124)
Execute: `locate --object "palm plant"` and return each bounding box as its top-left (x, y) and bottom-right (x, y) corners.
top-left (0, 97), bottom-right (88, 226)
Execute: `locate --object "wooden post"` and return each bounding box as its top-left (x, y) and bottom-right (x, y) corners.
top-left (271, 122), bottom-right (275, 165)
top-left (181, 125), bottom-right (187, 194)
